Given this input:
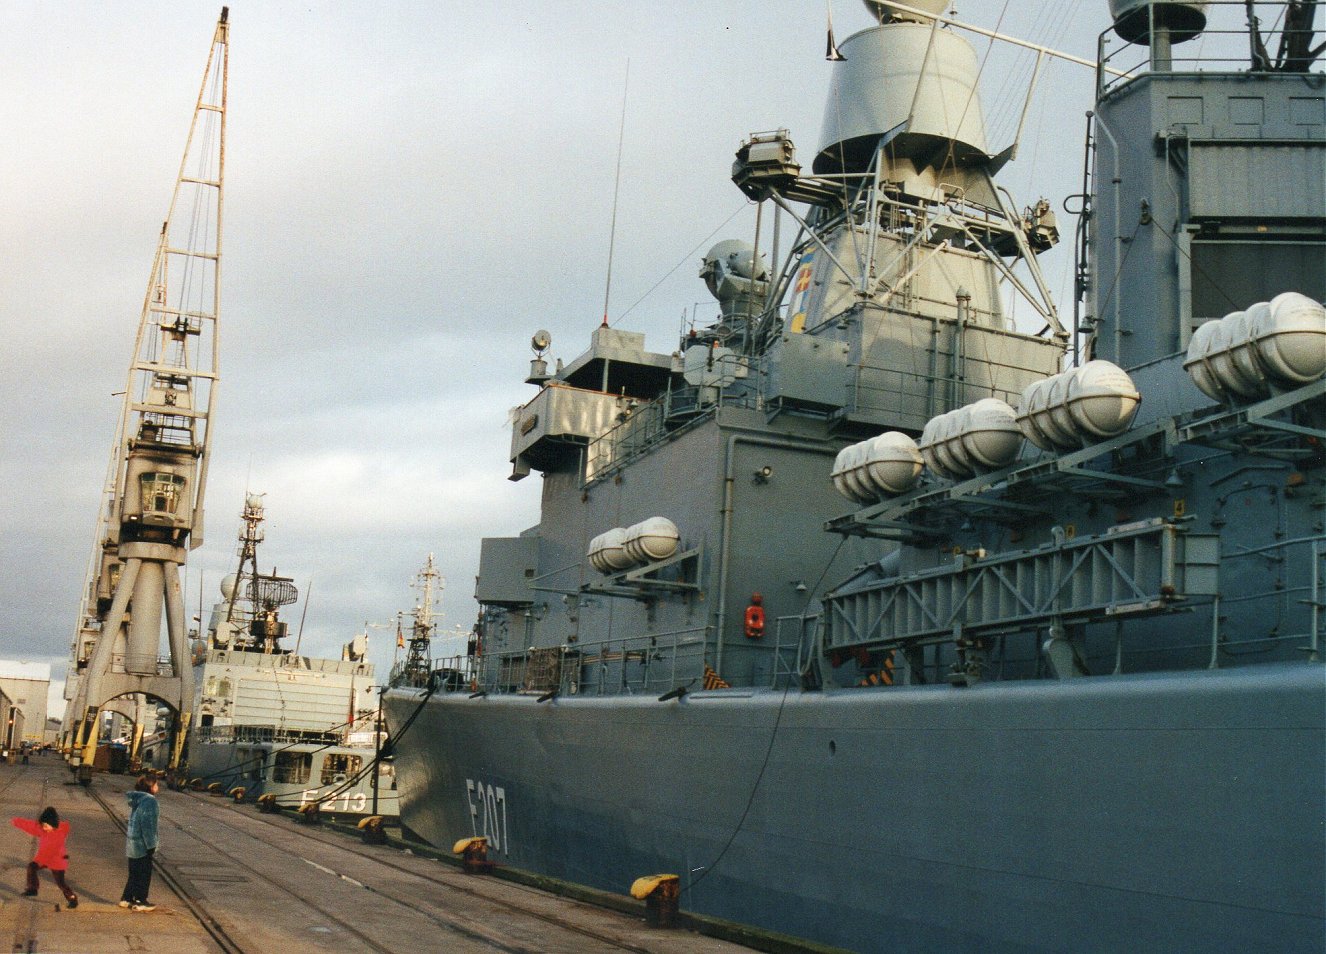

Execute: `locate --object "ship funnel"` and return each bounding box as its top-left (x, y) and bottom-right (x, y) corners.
top-left (1108, 1), bottom-right (1208, 45)
top-left (862, 0), bottom-right (949, 24)
top-left (815, 22), bottom-right (988, 175)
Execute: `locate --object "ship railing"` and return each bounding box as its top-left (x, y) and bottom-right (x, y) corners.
top-left (585, 379), bottom-right (760, 484)
top-left (1098, 2), bottom-right (1322, 98)
top-left (771, 614), bottom-right (821, 688)
top-left (473, 626), bottom-right (712, 696)
top-left (194, 723), bottom-right (341, 746)
top-left (387, 655), bottom-right (480, 693)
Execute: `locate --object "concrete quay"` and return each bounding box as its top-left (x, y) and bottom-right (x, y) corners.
top-left (2, 757), bottom-right (797, 954)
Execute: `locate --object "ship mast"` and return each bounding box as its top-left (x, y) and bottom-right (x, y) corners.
top-left (216, 494), bottom-right (298, 653)
top-left (400, 555), bottom-right (443, 685)
top-left (65, 8), bottom-right (229, 777)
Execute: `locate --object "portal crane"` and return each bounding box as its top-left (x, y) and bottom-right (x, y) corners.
top-left (64, 8), bottom-right (229, 777)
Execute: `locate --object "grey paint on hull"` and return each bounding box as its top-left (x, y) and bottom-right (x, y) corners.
top-left (386, 663), bottom-right (1325, 953)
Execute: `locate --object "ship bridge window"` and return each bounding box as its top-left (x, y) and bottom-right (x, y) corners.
top-left (140, 472), bottom-right (186, 516)
top-left (272, 751), bottom-right (311, 784)
top-left (563, 359), bottom-right (672, 400)
top-left (321, 754), bottom-right (361, 785)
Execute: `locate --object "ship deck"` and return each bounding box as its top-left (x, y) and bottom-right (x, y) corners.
top-left (1, 757), bottom-right (795, 953)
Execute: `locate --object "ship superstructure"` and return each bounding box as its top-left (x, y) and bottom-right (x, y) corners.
top-left (386, 3), bottom-right (1324, 950)
top-left (189, 496), bottom-right (398, 817)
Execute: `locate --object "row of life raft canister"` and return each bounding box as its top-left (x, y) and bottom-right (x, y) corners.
top-left (831, 290), bottom-right (1325, 503)
top-left (1183, 292), bottom-right (1326, 401)
top-left (587, 517), bottom-right (681, 574)
top-left (831, 359), bottom-right (1141, 502)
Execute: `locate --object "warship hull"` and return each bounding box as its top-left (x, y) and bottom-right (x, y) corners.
top-left (188, 736), bottom-right (399, 818)
top-left (386, 663), bottom-right (1325, 952)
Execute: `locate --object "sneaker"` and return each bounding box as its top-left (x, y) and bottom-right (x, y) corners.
top-left (131, 903), bottom-right (156, 912)
top-left (118, 901), bottom-right (131, 908)
top-left (66, 897), bottom-right (78, 909)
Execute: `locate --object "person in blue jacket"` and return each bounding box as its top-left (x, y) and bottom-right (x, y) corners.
top-left (120, 776), bottom-right (159, 911)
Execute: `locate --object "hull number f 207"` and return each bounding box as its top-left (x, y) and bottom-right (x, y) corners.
top-left (465, 779), bottom-right (508, 854)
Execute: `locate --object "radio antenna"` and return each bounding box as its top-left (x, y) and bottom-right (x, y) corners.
top-left (601, 59), bottom-right (630, 327)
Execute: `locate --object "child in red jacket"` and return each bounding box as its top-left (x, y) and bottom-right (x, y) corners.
top-left (11, 807), bottom-right (78, 908)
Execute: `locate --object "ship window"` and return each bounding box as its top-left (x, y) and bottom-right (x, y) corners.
top-left (139, 472), bottom-right (185, 515)
top-left (272, 751), bottom-right (312, 784)
top-left (321, 754), bottom-right (361, 784)
top-left (1189, 239), bottom-right (1326, 321)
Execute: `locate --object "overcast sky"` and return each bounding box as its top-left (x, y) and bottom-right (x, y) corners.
top-left (1, 1), bottom-right (1121, 718)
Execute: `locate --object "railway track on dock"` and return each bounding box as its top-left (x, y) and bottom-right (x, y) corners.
top-left (86, 784), bottom-right (248, 954)
top-left (83, 779), bottom-right (707, 954)
top-left (174, 791), bottom-right (665, 954)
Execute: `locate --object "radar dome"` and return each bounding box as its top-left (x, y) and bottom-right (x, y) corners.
top-left (1109, 0), bottom-right (1208, 45)
top-left (701, 239), bottom-right (769, 299)
top-left (862, 0), bottom-right (949, 23)
top-left (220, 573), bottom-right (238, 599)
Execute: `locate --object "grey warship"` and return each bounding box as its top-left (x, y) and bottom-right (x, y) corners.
top-left (385, 2), bottom-right (1326, 950)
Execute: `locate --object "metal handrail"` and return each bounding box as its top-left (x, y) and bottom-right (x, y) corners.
top-left (1098, 2), bottom-right (1323, 98)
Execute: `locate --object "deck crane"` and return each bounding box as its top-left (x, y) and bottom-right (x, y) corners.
top-left (64, 8), bottom-right (229, 778)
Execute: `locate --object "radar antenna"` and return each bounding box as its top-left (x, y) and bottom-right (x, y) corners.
top-left (216, 494), bottom-right (299, 653)
top-left (64, 8), bottom-right (229, 776)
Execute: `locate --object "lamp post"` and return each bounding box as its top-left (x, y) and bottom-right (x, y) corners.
top-left (372, 686), bottom-right (383, 817)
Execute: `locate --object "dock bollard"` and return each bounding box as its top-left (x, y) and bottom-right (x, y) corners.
top-left (207, 782), bottom-right (225, 796)
top-left (296, 802), bottom-right (321, 825)
top-left (630, 874), bottom-right (680, 928)
top-left (452, 836), bottom-right (493, 874)
top-left (357, 815), bottom-right (387, 845)
top-left (228, 786), bottom-right (246, 803)
top-left (256, 794), bottom-right (278, 814)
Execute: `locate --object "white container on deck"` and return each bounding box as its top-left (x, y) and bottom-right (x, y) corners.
top-left (862, 431), bottom-right (924, 495)
top-left (1255, 292), bottom-right (1326, 385)
top-left (960, 398), bottom-right (1022, 471)
top-left (623, 517), bottom-right (681, 564)
top-left (1065, 360), bottom-right (1141, 440)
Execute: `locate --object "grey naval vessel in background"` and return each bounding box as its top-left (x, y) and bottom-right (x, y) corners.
top-left (385, 2), bottom-right (1326, 950)
top-left (188, 495), bottom-right (399, 818)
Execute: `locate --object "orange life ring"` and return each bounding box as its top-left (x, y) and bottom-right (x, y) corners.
top-left (743, 599), bottom-right (765, 639)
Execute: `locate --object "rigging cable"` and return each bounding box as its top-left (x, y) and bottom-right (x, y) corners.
top-left (683, 535), bottom-right (848, 897)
